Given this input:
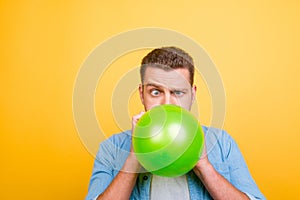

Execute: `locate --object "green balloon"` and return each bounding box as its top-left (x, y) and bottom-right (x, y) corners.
top-left (133, 104), bottom-right (204, 177)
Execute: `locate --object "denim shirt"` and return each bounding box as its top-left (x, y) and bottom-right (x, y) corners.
top-left (86, 126), bottom-right (265, 200)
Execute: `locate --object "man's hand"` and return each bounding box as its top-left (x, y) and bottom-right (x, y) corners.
top-left (123, 111), bottom-right (145, 173)
top-left (193, 141), bottom-right (209, 171)
top-left (132, 111), bottom-right (145, 130)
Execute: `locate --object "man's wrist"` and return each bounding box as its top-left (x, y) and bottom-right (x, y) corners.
top-left (121, 152), bottom-right (142, 173)
top-left (193, 158), bottom-right (213, 179)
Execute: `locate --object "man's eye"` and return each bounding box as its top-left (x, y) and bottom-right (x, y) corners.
top-left (173, 91), bottom-right (184, 96)
top-left (150, 89), bottom-right (160, 96)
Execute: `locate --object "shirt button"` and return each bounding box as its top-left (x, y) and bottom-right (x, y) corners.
top-left (143, 176), bottom-right (148, 180)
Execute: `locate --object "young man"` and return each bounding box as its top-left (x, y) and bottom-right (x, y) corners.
top-left (86, 47), bottom-right (265, 200)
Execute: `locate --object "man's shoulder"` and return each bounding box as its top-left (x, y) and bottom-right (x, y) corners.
top-left (201, 125), bottom-right (232, 140)
top-left (106, 130), bottom-right (131, 140)
top-left (201, 125), bottom-right (235, 155)
top-left (100, 130), bottom-right (131, 148)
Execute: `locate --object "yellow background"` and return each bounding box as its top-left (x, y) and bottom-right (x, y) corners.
top-left (1, 1), bottom-right (299, 199)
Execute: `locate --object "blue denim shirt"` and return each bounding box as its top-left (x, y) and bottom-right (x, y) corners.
top-left (86, 126), bottom-right (265, 199)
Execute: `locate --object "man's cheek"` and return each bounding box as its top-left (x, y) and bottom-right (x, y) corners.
top-left (146, 103), bottom-right (160, 111)
top-left (143, 98), bottom-right (159, 110)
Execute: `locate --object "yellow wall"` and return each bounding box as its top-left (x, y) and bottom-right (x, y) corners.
top-left (1, 1), bottom-right (299, 199)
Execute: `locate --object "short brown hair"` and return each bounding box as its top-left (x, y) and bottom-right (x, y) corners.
top-left (140, 46), bottom-right (195, 85)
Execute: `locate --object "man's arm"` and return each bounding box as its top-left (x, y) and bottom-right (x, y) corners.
top-left (96, 151), bottom-right (140, 200)
top-left (95, 112), bottom-right (145, 200)
top-left (193, 157), bottom-right (249, 200)
top-left (193, 129), bottom-right (265, 200)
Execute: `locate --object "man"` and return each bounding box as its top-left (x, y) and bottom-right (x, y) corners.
top-left (86, 47), bottom-right (265, 199)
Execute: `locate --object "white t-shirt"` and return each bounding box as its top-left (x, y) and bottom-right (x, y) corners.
top-left (150, 175), bottom-right (190, 200)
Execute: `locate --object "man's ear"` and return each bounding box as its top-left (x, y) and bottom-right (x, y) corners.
top-left (191, 85), bottom-right (197, 103)
top-left (139, 84), bottom-right (144, 105)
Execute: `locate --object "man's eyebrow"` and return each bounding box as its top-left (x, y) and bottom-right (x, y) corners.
top-left (143, 83), bottom-right (162, 88)
top-left (143, 83), bottom-right (189, 91)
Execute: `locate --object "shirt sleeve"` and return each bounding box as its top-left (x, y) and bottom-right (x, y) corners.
top-left (86, 143), bottom-right (113, 200)
top-left (246, 192), bottom-right (261, 200)
top-left (85, 133), bottom-right (131, 200)
top-left (85, 139), bottom-right (117, 200)
top-left (223, 131), bottom-right (266, 200)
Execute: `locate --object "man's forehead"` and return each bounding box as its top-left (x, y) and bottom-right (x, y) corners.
top-left (143, 67), bottom-right (191, 87)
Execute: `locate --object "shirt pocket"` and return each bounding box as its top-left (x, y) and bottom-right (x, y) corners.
top-left (212, 163), bottom-right (230, 182)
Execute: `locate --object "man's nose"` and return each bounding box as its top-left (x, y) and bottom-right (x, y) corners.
top-left (162, 92), bottom-right (177, 105)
